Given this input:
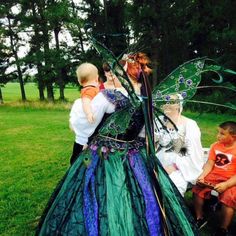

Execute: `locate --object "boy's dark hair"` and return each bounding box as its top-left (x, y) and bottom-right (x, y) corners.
top-left (219, 121), bottom-right (236, 135)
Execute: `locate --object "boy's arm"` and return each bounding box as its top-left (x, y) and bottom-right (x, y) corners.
top-left (215, 175), bottom-right (236, 193)
top-left (225, 175), bottom-right (236, 187)
top-left (197, 159), bottom-right (215, 181)
top-left (82, 97), bottom-right (95, 123)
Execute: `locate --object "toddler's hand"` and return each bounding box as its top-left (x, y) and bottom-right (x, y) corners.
top-left (87, 113), bottom-right (95, 123)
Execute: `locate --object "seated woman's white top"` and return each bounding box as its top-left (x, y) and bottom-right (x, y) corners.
top-left (176, 118), bottom-right (204, 183)
top-left (156, 117), bottom-right (204, 184)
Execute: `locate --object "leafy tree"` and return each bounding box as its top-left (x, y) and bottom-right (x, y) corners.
top-left (21, 0), bottom-right (46, 100)
top-left (0, 35), bottom-right (10, 104)
top-left (46, 0), bottom-right (72, 100)
top-left (128, 0), bottom-right (235, 89)
top-left (0, 0), bottom-right (234, 108)
top-left (0, 3), bottom-right (27, 101)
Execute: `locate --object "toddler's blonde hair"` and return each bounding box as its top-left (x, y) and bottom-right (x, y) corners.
top-left (76, 63), bottom-right (98, 85)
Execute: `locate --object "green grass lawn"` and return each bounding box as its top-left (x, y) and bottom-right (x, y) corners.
top-left (0, 106), bottom-right (74, 235)
top-left (0, 83), bottom-right (235, 235)
top-left (1, 82), bottom-right (79, 103)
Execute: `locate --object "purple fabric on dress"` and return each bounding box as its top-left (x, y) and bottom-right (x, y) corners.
top-left (102, 90), bottom-right (129, 110)
top-left (128, 150), bottom-right (163, 236)
top-left (83, 151), bottom-right (99, 236)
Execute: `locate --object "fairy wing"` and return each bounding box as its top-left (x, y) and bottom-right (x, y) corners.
top-left (85, 26), bottom-right (140, 108)
top-left (153, 57), bottom-right (206, 102)
top-left (152, 57), bottom-right (236, 110)
top-left (84, 27), bottom-right (144, 137)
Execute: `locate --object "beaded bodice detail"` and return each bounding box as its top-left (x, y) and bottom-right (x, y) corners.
top-left (99, 90), bottom-right (144, 141)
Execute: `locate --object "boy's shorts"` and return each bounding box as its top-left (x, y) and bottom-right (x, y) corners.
top-left (192, 173), bottom-right (236, 209)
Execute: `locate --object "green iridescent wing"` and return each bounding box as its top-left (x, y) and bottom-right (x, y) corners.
top-left (98, 105), bottom-right (136, 136)
top-left (84, 27), bottom-right (142, 136)
top-left (153, 57), bottom-right (206, 101)
top-left (153, 57), bottom-right (236, 110)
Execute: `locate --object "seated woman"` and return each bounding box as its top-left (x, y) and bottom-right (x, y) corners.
top-left (155, 94), bottom-right (205, 196)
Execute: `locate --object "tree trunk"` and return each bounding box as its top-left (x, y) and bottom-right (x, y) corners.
top-left (38, 3), bottom-right (54, 102)
top-left (78, 28), bottom-right (85, 53)
top-left (37, 63), bottom-right (45, 101)
top-left (46, 83), bottom-right (54, 102)
top-left (7, 16), bottom-right (27, 102)
top-left (54, 27), bottom-right (65, 100)
top-left (16, 63), bottom-right (26, 101)
top-left (31, 1), bottom-right (45, 101)
top-left (34, 47), bottom-right (45, 101)
top-left (0, 86), bottom-right (3, 104)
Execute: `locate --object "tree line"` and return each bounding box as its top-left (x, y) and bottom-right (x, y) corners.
top-left (0, 0), bottom-right (235, 105)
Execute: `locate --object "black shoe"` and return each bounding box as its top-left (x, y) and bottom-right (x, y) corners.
top-left (212, 227), bottom-right (228, 236)
top-left (196, 217), bottom-right (208, 229)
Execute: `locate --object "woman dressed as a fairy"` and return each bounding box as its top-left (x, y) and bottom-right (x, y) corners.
top-left (36, 31), bottom-right (236, 236)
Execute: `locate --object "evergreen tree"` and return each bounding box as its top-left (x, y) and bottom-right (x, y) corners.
top-left (0, 3), bottom-right (27, 101)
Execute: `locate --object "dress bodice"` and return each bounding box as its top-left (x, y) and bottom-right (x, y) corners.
top-left (99, 90), bottom-right (145, 141)
top-left (155, 117), bottom-right (186, 153)
top-left (157, 126), bottom-right (185, 147)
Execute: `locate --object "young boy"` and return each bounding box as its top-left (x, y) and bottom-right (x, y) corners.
top-left (69, 63), bottom-right (100, 164)
top-left (192, 121), bottom-right (236, 235)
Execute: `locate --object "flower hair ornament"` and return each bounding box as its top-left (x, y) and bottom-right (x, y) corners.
top-left (120, 52), bottom-right (152, 81)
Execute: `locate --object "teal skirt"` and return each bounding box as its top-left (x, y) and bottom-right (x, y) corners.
top-left (36, 137), bottom-right (198, 236)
